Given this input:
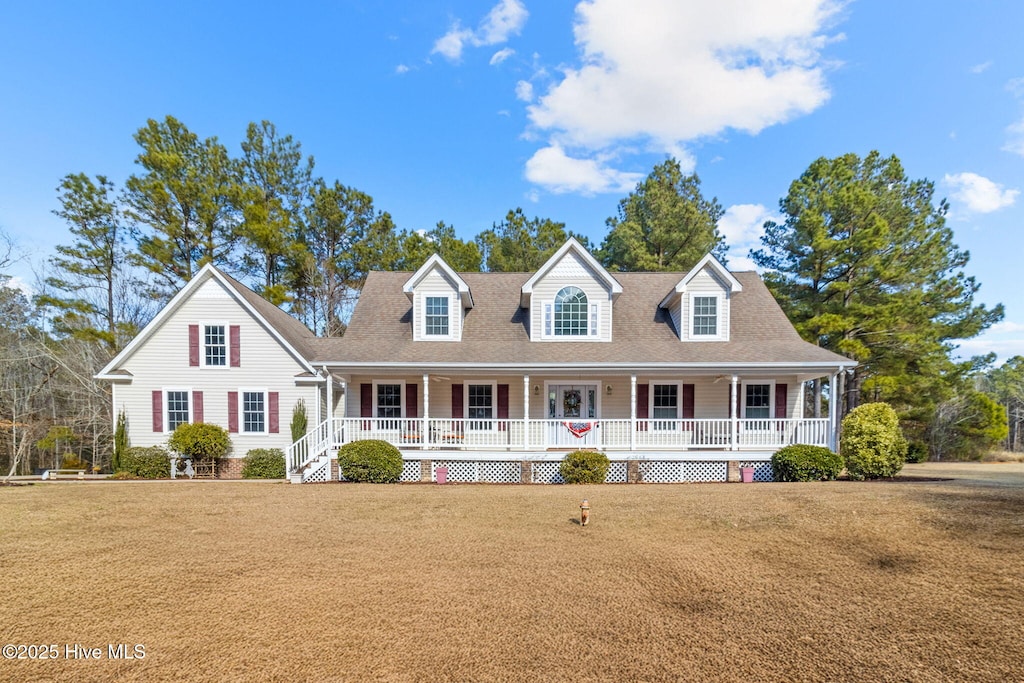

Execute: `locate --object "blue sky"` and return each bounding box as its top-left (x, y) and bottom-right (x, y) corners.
top-left (1, 0), bottom-right (1021, 360)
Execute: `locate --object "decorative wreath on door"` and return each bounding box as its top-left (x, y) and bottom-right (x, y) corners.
top-left (563, 390), bottom-right (581, 414)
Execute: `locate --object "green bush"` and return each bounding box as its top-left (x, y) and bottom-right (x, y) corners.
top-left (337, 440), bottom-right (403, 483)
top-left (771, 444), bottom-right (844, 482)
top-left (168, 423), bottom-right (231, 461)
top-left (242, 448), bottom-right (286, 479)
top-left (559, 450), bottom-right (610, 484)
top-left (841, 403), bottom-right (908, 480)
top-left (121, 446), bottom-right (171, 479)
top-left (905, 441), bottom-right (929, 463)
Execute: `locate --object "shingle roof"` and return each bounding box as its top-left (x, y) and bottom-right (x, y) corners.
top-left (309, 270), bottom-right (853, 368)
top-left (217, 270), bottom-right (318, 362)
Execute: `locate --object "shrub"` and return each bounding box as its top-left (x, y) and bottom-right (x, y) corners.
top-left (841, 403), bottom-right (908, 480)
top-left (291, 399), bottom-right (308, 442)
top-left (113, 409), bottom-right (129, 473)
top-left (559, 450), bottom-right (610, 484)
top-left (337, 440), bottom-right (403, 483)
top-left (771, 444), bottom-right (844, 482)
top-left (121, 446), bottom-right (171, 479)
top-left (242, 448), bottom-right (286, 479)
top-left (168, 423), bottom-right (231, 461)
top-left (905, 441), bottom-right (929, 463)
top-left (109, 470), bottom-right (141, 480)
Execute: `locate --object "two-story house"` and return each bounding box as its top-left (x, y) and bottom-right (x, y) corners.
top-left (97, 238), bottom-right (853, 483)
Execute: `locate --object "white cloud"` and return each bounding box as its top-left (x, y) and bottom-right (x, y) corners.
top-left (395, 64), bottom-right (410, 74)
top-left (718, 204), bottom-right (779, 271)
top-left (4, 275), bottom-right (33, 296)
top-left (490, 47), bottom-right (515, 65)
top-left (970, 60), bottom-right (992, 74)
top-left (515, 80), bottom-right (535, 102)
top-left (524, 145), bottom-right (643, 195)
top-left (432, 0), bottom-right (528, 62)
top-left (943, 172), bottom-right (1019, 213)
top-left (1004, 117), bottom-right (1024, 157)
top-left (989, 321), bottom-right (1024, 335)
top-left (522, 0), bottom-right (843, 193)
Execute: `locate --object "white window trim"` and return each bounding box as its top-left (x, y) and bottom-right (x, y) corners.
top-left (687, 293), bottom-right (726, 342)
top-left (372, 380), bottom-right (406, 421)
top-left (464, 380), bottom-right (498, 431)
top-left (649, 381), bottom-right (682, 424)
top-left (200, 321), bottom-right (230, 368)
top-left (239, 388), bottom-right (269, 435)
top-left (540, 291), bottom-right (601, 342)
top-left (740, 380), bottom-right (775, 421)
top-left (421, 294), bottom-right (457, 341)
top-left (164, 387), bottom-right (193, 434)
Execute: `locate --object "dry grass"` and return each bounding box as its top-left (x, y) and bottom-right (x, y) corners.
top-left (2, 463), bottom-right (1024, 683)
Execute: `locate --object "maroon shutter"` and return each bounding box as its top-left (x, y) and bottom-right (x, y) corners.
top-left (451, 384), bottom-right (464, 419)
top-left (636, 383), bottom-right (649, 431)
top-left (230, 325), bottom-right (240, 367)
top-left (227, 391), bottom-right (238, 433)
top-left (188, 325), bottom-right (199, 366)
top-left (682, 384), bottom-right (695, 419)
top-left (268, 392), bottom-right (279, 433)
top-left (193, 391), bottom-right (204, 423)
top-left (406, 384), bottom-right (418, 418)
top-left (775, 383), bottom-right (788, 419)
top-left (361, 383), bottom-right (372, 429)
top-left (497, 384), bottom-right (509, 431)
top-left (152, 391), bottom-right (163, 432)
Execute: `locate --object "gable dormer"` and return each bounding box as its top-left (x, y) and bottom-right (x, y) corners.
top-left (659, 253), bottom-right (742, 342)
top-left (520, 238), bottom-right (622, 342)
top-left (403, 254), bottom-right (473, 342)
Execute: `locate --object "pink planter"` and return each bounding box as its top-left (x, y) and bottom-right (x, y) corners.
top-left (740, 466), bottom-right (754, 483)
top-left (435, 467), bottom-right (448, 484)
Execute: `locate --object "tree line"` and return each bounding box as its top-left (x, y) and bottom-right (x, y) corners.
top-left (0, 116), bottom-right (1018, 477)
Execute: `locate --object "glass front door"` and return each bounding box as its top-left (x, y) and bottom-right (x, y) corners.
top-left (548, 384), bottom-right (598, 447)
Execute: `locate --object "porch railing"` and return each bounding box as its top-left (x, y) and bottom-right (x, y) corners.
top-left (322, 417), bottom-right (830, 452)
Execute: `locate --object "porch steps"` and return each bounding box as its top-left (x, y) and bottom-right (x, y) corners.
top-left (289, 454), bottom-right (331, 484)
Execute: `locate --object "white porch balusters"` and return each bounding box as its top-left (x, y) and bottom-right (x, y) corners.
top-left (523, 375), bottom-right (530, 450)
top-left (730, 376), bottom-right (739, 451)
top-left (630, 375), bottom-right (637, 451)
top-left (423, 373), bottom-right (430, 448)
top-left (829, 370), bottom-right (840, 451)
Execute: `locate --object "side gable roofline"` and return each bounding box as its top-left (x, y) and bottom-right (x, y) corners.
top-left (402, 253), bottom-right (474, 308)
top-left (659, 253), bottom-right (743, 308)
top-left (95, 263), bottom-right (318, 381)
top-left (520, 237), bottom-right (623, 308)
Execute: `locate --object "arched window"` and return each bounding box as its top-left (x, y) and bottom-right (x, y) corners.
top-left (554, 286), bottom-right (588, 336)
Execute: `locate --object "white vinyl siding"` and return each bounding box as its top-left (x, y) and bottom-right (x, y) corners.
top-left (532, 250), bottom-right (612, 342)
top-left (114, 277), bottom-right (317, 454)
top-left (413, 268), bottom-right (461, 341)
top-left (679, 268), bottom-right (730, 342)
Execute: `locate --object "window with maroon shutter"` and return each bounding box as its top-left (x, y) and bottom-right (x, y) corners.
top-left (230, 325), bottom-right (240, 367)
top-left (152, 391), bottom-right (163, 432)
top-left (193, 391), bottom-right (204, 423)
top-left (268, 392), bottom-right (279, 433)
top-left (774, 383), bottom-right (788, 431)
top-left (406, 384), bottom-right (418, 418)
top-left (188, 325), bottom-right (200, 366)
top-left (682, 384), bottom-right (695, 419)
top-left (636, 383), bottom-right (649, 431)
top-left (451, 384), bottom-right (464, 419)
top-left (228, 391), bottom-right (239, 433)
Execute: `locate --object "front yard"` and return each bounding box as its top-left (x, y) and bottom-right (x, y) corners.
top-left (1, 463), bottom-right (1023, 682)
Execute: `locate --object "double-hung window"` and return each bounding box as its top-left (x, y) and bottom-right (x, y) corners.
top-left (652, 384), bottom-right (679, 430)
top-left (204, 324), bottom-right (227, 366)
top-left (166, 391), bottom-right (190, 431)
top-left (692, 296), bottom-right (718, 337)
top-left (425, 296), bottom-right (449, 336)
top-left (376, 383), bottom-right (402, 429)
top-left (242, 391), bottom-right (266, 433)
top-left (467, 384), bottom-right (494, 430)
top-left (744, 384), bottom-right (772, 420)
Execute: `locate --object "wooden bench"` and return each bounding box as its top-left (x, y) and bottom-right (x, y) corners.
top-left (42, 469), bottom-right (86, 480)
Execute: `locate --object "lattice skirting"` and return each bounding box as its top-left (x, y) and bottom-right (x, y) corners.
top-left (399, 460), bottom-right (421, 483)
top-left (433, 461), bottom-right (521, 483)
top-left (638, 461), bottom-right (728, 483)
top-left (740, 461), bottom-right (773, 482)
top-left (304, 460), bottom-right (330, 483)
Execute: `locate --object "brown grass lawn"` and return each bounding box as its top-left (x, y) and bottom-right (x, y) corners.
top-left (2, 463), bottom-right (1024, 682)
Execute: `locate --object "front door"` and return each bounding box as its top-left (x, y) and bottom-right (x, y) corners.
top-left (548, 384), bottom-right (599, 447)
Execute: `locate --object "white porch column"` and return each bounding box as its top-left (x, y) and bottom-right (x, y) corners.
top-left (829, 371), bottom-right (840, 451)
top-left (423, 373), bottom-right (430, 447)
top-left (326, 371), bottom-right (334, 451)
top-left (630, 374), bottom-right (637, 451)
top-left (523, 375), bottom-right (530, 450)
top-left (730, 375), bottom-right (739, 451)
top-left (315, 366), bottom-right (324, 430)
